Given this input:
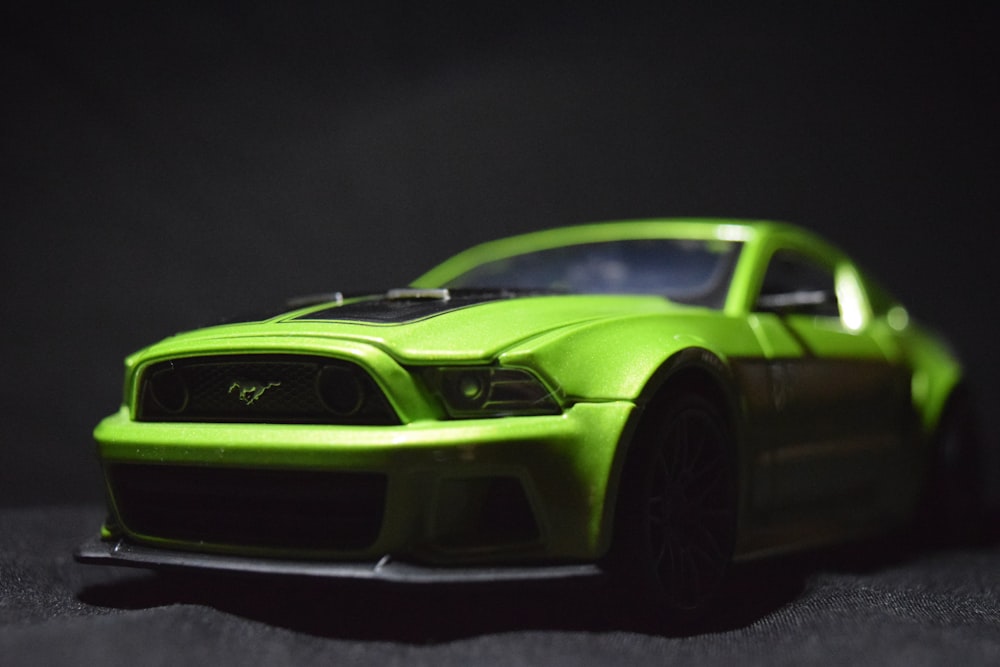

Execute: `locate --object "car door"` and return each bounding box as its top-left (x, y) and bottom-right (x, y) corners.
top-left (747, 249), bottom-right (910, 514)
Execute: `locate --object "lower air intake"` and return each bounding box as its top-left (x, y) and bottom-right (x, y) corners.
top-left (107, 464), bottom-right (387, 551)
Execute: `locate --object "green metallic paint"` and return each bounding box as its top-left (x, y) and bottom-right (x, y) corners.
top-left (97, 401), bottom-right (635, 561)
top-left (90, 219), bottom-right (967, 573)
top-left (499, 312), bottom-right (758, 401)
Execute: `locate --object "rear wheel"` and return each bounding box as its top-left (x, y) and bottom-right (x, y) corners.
top-left (917, 389), bottom-right (987, 545)
top-left (616, 392), bottom-right (738, 620)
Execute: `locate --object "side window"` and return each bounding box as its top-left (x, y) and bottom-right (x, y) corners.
top-left (754, 250), bottom-right (840, 318)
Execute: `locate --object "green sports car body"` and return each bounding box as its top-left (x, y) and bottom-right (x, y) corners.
top-left (78, 220), bottom-right (965, 612)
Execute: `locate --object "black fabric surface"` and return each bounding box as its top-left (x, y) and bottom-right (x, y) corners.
top-left (2, 505), bottom-right (998, 666)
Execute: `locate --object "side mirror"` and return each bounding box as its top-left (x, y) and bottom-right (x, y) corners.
top-left (756, 289), bottom-right (839, 317)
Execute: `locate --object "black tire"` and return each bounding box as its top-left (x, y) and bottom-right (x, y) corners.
top-left (615, 392), bottom-right (738, 620)
top-left (917, 389), bottom-right (987, 545)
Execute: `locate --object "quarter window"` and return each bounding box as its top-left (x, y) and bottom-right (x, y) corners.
top-left (754, 250), bottom-right (840, 318)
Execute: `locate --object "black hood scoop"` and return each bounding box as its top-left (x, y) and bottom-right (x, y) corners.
top-left (294, 288), bottom-right (558, 324)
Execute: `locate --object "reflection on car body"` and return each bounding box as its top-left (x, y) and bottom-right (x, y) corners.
top-left (77, 219), bottom-right (977, 618)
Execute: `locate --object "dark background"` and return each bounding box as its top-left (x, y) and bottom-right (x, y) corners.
top-left (7, 2), bottom-right (998, 507)
top-left (3, 3), bottom-right (999, 664)
top-left (4, 3), bottom-right (1000, 496)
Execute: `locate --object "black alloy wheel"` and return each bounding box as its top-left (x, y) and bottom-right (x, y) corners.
top-left (917, 388), bottom-right (988, 545)
top-left (620, 392), bottom-right (738, 620)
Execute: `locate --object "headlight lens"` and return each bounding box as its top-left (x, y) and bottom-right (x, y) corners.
top-left (423, 367), bottom-right (560, 418)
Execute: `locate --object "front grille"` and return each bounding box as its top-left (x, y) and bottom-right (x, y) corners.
top-left (107, 464), bottom-right (387, 550)
top-left (136, 354), bottom-right (399, 425)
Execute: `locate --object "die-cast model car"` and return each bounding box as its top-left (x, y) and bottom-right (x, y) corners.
top-left (76, 219), bottom-right (975, 616)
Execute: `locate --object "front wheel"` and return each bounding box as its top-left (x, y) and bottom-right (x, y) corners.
top-left (615, 393), bottom-right (738, 620)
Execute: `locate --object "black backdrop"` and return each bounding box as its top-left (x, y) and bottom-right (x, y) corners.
top-left (3, 4), bottom-right (1000, 665)
top-left (4, 4), bottom-right (998, 510)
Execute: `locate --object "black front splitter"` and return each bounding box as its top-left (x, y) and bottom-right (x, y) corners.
top-left (74, 535), bottom-right (605, 585)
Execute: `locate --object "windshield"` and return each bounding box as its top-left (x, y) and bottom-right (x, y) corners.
top-left (442, 239), bottom-right (742, 308)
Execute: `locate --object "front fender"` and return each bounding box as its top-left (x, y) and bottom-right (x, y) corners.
top-left (499, 313), bottom-right (762, 402)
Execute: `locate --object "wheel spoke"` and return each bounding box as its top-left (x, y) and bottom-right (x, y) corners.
top-left (639, 399), bottom-right (736, 614)
top-left (686, 453), bottom-right (725, 506)
top-left (646, 450), bottom-right (671, 563)
top-left (687, 520), bottom-right (726, 561)
top-left (677, 415), bottom-right (697, 477)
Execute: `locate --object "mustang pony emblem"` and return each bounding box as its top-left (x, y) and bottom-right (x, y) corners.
top-left (228, 379), bottom-right (281, 405)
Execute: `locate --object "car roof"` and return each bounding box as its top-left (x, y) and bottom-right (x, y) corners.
top-left (411, 218), bottom-right (823, 288)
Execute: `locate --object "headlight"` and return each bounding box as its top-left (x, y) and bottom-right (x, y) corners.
top-left (422, 367), bottom-right (561, 418)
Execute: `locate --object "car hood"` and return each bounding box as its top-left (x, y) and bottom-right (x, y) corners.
top-left (145, 291), bottom-right (701, 363)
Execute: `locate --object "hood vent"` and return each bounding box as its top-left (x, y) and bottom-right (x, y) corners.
top-left (296, 288), bottom-right (558, 324)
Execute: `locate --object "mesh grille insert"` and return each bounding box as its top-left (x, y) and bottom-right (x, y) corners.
top-left (107, 464), bottom-right (387, 551)
top-left (136, 354), bottom-right (399, 425)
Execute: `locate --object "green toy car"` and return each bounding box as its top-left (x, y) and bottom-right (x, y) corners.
top-left (76, 219), bottom-right (974, 616)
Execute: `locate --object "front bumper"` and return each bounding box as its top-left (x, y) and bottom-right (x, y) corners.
top-left (89, 401), bottom-right (635, 567)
